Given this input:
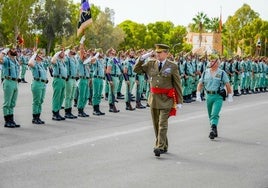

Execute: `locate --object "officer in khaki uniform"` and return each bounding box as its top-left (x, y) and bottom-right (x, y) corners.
top-left (134, 44), bottom-right (183, 157)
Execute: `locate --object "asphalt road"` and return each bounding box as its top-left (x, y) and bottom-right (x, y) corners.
top-left (0, 72), bottom-right (268, 188)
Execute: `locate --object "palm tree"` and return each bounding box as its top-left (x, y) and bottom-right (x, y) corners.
top-left (208, 17), bottom-right (221, 33)
top-left (192, 12), bottom-right (210, 47)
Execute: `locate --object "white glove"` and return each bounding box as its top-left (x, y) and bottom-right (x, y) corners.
top-left (2, 48), bottom-right (9, 55)
top-left (53, 51), bottom-right (62, 58)
top-left (94, 52), bottom-right (99, 59)
top-left (29, 53), bottom-right (37, 62)
top-left (83, 56), bottom-right (92, 64)
top-left (227, 94), bottom-right (233, 102)
top-left (140, 50), bottom-right (153, 61)
top-left (177, 104), bottom-right (183, 109)
top-left (196, 91), bottom-right (202, 102)
top-left (80, 35), bottom-right (86, 44)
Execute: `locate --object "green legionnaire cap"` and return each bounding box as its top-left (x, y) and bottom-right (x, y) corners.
top-left (155, 44), bottom-right (170, 53)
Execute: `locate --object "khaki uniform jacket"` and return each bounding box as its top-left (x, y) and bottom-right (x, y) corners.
top-left (134, 58), bottom-right (183, 109)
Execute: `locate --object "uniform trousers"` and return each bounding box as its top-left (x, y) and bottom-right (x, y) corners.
top-left (124, 77), bottom-right (135, 102)
top-left (20, 65), bottom-right (27, 79)
top-left (206, 94), bottom-right (223, 126)
top-left (150, 108), bottom-right (170, 150)
top-left (136, 74), bottom-right (145, 101)
top-left (65, 78), bottom-right (76, 109)
top-left (52, 78), bottom-right (65, 112)
top-left (31, 80), bottom-right (46, 114)
top-left (108, 76), bottom-right (119, 104)
top-left (92, 77), bottom-right (104, 105)
top-left (77, 78), bottom-right (89, 109)
top-left (3, 79), bottom-right (18, 115)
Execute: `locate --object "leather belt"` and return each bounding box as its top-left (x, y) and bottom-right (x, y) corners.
top-left (93, 75), bottom-right (104, 79)
top-left (206, 90), bottom-right (218, 94)
top-left (4, 76), bottom-right (20, 82)
top-left (79, 76), bottom-right (90, 79)
top-left (54, 75), bottom-right (67, 80)
top-left (34, 78), bottom-right (48, 83)
top-left (68, 76), bottom-right (77, 79)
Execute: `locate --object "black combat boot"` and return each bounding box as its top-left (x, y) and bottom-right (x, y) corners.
top-left (65, 108), bottom-right (77, 119)
top-left (57, 111), bottom-right (65, 120)
top-left (10, 114), bottom-right (20, 128)
top-left (117, 92), bottom-right (124, 99)
top-left (32, 114), bottom-right (43, 124)
top-left (52, 111), bottom-right (62, 121)
top-left (37, 114), bottom-right (45, 124)
top-left (136, 101), bottom-right (146, 109)
top-left (209, 124), bottom-right (218, 140)
top-left (78, 108), bottom-right (89, 117)
top-left (93, 105), bottom-right (101, 116)
top-left (96, 105), bottom-right (105, 115)
top-left (126, 102), bottom-right (135, 111)
top-left (109, 103), bottom-right (119, 113)
top-left (4, 115), bottom-right (15, 128)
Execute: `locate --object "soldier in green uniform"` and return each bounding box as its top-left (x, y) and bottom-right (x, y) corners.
top-left (116, 51), bottom-right (125, 100)
top-left (258, 57), bottom-right (266, 92)
top-left (233, 57), bottom-right (242, 96)
top-left (182, 55), bottom-right (194, 103)
top-left (240, 57), bottom-right (248, 95)
top-left (106, 48), bottom-right (121, 113)
top-left (251, 58), bottom-right (259, 93)
top-left (123, 50), bottom-right (136, 111)
top-left (0, 45), bottom-right (21, 128)
top-left (76, 38), bottom-right (91, 117)
top-left (28, 49), bottom-right (48, 124)
top-left (51, 46), bottom-right (67, 121)
top-left (91, 49), bottom-right (105, 115)
top-left (64, 46), bottom-right (78, 119)
top-left (196, 57), bottom-right (233, 140)
top-left (244, 56), bottom-right (253, 94)
top-left (19, 49), bottom-right (29, 83)
top-left (134, 44), bottom-right (183, 157)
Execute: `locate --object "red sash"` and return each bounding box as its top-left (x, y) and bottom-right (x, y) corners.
top-left (150, 87), bottom-right (178, 117)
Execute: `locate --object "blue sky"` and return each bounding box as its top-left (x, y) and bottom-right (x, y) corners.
top-left (74, 0), bottom-right (268, 26)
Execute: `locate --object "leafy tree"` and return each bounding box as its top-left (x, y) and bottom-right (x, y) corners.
top-left (31, 0), bottom-right (74, 53)
top-left (0, 0), bottom-right (37, 46)
top-left (223, 4), bottom-right (260, 56)
top-left (208, 17), bottom-right (221, 33)
top-left (85, 7), bottom-right (125, 51)
top-left (118, 20), bottom-right (147, 50)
